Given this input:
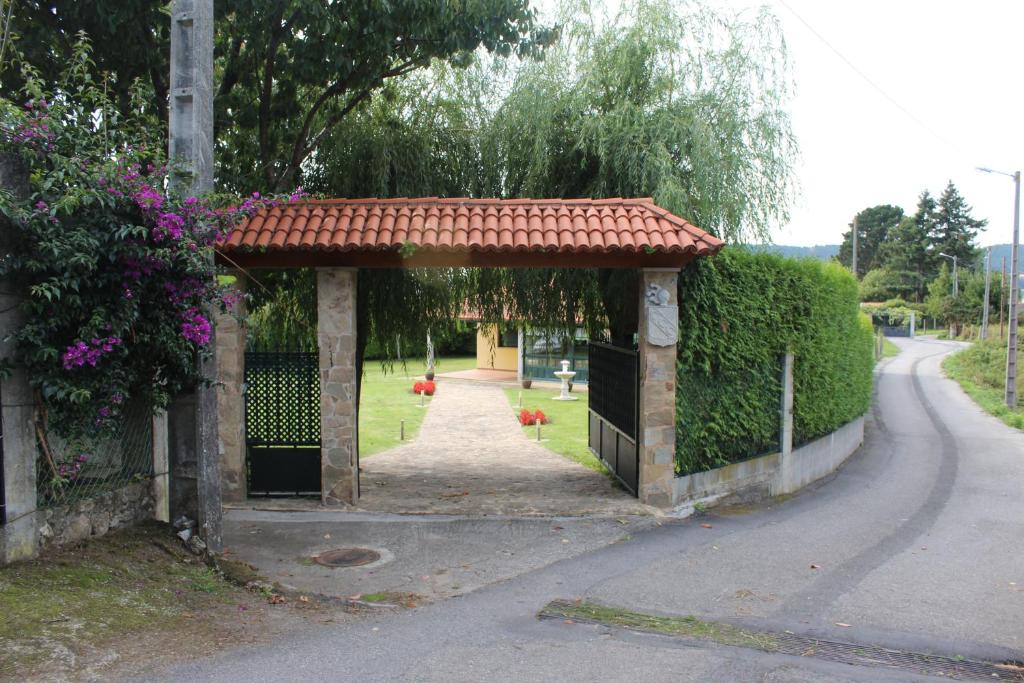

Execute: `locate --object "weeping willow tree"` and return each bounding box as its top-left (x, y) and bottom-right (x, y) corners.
top-left (245, 0), bottom-right (797, 374)
top-left (482, 0), bottom-right (796, 239)
top-left (480, 0), bottom-right (797, 338)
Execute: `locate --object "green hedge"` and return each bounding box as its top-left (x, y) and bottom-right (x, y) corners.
top-left (675, 248), bottom-right (874, 475)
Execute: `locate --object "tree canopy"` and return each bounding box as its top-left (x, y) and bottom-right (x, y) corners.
top-left (4, 0), bottom-right (800, 366)
top-left (931, 180), bottom-right (985, 266)
top-left (837, 204), bottom-right (904, 278)
top-left (844, 183), bottom-right (987, 307)
top-left (481, 0), bottom-right (797, 244)
top-left (3, 0), bottom-right (555, 193)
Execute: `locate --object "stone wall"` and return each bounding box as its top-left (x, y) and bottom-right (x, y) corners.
top-left (670, 415), bottom-right (866, 510)
top-left (37, 481), bottom-right (155, 550)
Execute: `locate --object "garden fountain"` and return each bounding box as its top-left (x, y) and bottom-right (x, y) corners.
top-left (552, 359), bottom-right (578, 401)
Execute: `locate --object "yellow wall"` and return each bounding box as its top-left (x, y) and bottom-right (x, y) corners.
top-left (476, 324), bottom-right (518, 371)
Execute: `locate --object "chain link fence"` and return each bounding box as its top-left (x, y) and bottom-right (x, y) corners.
top-left (36, 401), bottom-right (153, 508)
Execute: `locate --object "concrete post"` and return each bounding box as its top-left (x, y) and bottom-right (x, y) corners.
top-left (152, 411), bottom-right (170, 523)
top-left (771, 352), bottom-right (796, 497)
top-left (0, 155), bottom-right (39, 563)
top-left (169, 0), bottom-right (214, 192)
top-left (316, 268), bottom-right (359, 505)
top-left (637, 268), bottom-right (679, 507)
top-left (169, 0), bottom-right (220, 551)
top-left (215, 275), bottom-right (247, 503)
top-left (909, 311), bottom-right (916, 338)
top-left (780, 352), bottom-right (795, 456)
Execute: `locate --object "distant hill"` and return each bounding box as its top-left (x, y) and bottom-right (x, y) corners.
top-left (743, 244), bottom-right (840, 261)
top-left (985, 244), bottom-right (1024, 271)
top-left (741, 243), bottom-right (1023, 269)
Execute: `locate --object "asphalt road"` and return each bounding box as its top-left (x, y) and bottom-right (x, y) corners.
top-left (153, 337), bottom-right (1024, 682)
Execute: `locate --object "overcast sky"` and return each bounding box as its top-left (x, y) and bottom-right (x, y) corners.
top-left (726, 0), bottom-right (1022, 247)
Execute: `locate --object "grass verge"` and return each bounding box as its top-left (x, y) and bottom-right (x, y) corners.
top-left (0, 522), bottom-right (280, 679)
top-left (882, 337), bottom-right (901, 358)
top-left (540, 600), bottom-right (1020, 679)
top-left (359, 356), bottom-right (475, 456)
top-left (540, 600), bottom-right (777, 651)
top-left (944, 339), bottom-right (1024, 430)
top-left (502, 386), bottom-right (607, 475)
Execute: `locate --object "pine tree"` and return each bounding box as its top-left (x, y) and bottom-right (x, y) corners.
top-left (878, 215), bottom-right (930, 301)
top-left (930, 181), bottom-right (984, 268)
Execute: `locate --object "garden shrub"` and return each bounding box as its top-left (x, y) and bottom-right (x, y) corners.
top-left (0, 43), bottom-right (293, 494)
top-left (675, 248), bottom-right (873, 475)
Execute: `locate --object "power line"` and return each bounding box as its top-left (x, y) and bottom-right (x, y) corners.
top-left (775, 0), bottom-right (970, 159)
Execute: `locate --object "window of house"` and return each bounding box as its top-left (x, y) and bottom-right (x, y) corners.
top-left (498, 326), bottom-right (518, 347)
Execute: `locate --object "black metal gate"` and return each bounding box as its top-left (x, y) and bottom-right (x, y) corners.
top-left (588, 342), bottom-right (639, 495)
top-left (244, 351), bottom-right (321, 496)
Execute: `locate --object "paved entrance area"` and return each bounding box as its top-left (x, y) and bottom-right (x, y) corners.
top-left (358, 382), bottom-right (650, 516)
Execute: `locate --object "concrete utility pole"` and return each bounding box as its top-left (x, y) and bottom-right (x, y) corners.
top-left (1001, 255), bottom-right (1007, 339)
top-left (0, 155), bottom-right (41, 563)
top-left (1008, 172), bottom-right (1020, 408)
top-left (169, 0), bottom-right (221, 551)
top-left (851, 215), bottom-right (858, 278)
top-left (982, 247), bottom-right (991, 340)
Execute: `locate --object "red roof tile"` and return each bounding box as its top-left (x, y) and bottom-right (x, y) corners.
top-left (223, 198), bottom-right (724, 260)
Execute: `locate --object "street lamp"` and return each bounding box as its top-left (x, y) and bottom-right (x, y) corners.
top-left (938, 252), bottom-right (958, 296)
top-left (977, 166), bottom-right (1020, 408)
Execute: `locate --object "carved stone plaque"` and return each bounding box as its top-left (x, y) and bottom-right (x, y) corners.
top-left (646, 304), bottom-right (678, 346)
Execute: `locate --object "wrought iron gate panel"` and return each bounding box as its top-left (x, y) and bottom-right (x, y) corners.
top-left (587, 342), bottom-right (639, 495)
top-left (244, 351), bottom-right (321, 496)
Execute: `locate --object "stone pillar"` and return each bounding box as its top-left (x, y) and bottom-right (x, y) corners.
top-left (637, 268), bottom-right (679, 507)
top-left (216, 275), bottom-right (247, 502)
top-left (316, 268), bottom-right (358, 505)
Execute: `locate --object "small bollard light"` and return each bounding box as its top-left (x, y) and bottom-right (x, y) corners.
top-left (518, 391), bottom-right (522, 408)
top-left (420, 389), bottom-right (426, 407)
top-left (400, 419), bottom-right (405, 441)
top-left (536, 419), bottom-right (541, 442)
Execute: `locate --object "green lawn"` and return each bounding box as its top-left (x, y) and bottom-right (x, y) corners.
top-left (943, 339), bottom-right (1024, 430)
top-left (359, 356), bottom-right (476, 456)
top-left (501, 385), bottom-right (608, 475)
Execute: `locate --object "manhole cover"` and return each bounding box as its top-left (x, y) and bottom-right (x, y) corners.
top-left (313, 548), bottom-right (381, 568)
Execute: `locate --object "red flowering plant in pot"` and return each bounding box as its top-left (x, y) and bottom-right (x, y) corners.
top-left (518, 409), bottom-right (549, 426)
top-left (412, 380), bottom-right (436, 396)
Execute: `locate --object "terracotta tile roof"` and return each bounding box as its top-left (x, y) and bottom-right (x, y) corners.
top-left (223, 197), bottom-right (723, 257)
